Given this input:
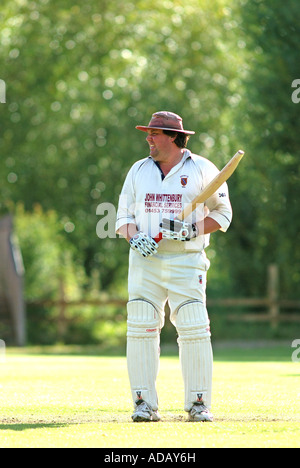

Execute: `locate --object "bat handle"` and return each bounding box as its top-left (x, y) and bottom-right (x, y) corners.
top-left (153, 215), bottom-right (180, 243)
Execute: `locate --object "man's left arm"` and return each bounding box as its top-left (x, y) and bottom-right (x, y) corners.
top-left (197, 216), bottom-right (221, 235)
top-left (204, 179), bottom-right (232, 233)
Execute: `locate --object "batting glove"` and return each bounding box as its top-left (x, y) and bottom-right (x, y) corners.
top-left (160, 218), bottom-right (199, 241)
top-left (129, 231), bottom-right (159, 257)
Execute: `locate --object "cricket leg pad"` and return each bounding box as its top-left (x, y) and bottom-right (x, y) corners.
top-left (175, 301), bottom-right (213, 412)
top-left (127, 299), bottom-right (160, 411)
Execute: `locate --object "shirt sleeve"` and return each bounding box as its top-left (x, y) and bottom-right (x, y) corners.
top-left (115, 164), bottom-right (137, 234)
top-left (202, 160), bottom-right (233, 232)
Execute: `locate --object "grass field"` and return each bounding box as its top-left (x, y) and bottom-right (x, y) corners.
top-left (0, 342), bottom-right (299, 448)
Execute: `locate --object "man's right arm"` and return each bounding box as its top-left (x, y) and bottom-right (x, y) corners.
top-left (115, 159), bottom-right (159, 257)
top-left (118, 223), bottom-right (159, 257)
top-left (117, 223), bottom-right (138, 243)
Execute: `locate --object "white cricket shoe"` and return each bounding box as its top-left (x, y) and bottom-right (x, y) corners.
top-left (131, 400), bottom-right (161, 422)
top-left (188, 403), bottom-right (213, 422)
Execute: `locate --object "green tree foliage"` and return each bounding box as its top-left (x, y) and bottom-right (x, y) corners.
top-left (223, 0), bottom-right (300, 298)
top-left (15, 203), bottom-right (85, 301)
top-left (0, 0), bottom-right (242, 294)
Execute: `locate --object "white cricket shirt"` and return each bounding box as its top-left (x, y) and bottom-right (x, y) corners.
top-left (116, 149), bottom-right (232, 252)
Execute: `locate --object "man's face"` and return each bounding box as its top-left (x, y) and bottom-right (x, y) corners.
top-left (146, 129), bottom-right (174, 161)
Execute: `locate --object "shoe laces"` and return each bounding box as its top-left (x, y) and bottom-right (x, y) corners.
top-left (190, 402), bottom-right (210, 416)
top-left (136, 400), bottom-right (152, 413)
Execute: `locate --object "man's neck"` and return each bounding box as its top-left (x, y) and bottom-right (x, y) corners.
top-left (154, 149), bottom-right (184, 176)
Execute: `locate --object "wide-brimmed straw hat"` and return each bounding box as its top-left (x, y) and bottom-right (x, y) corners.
top-left (136, 111), bottom-right (195, 135)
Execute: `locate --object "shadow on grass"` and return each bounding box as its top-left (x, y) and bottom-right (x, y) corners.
top-left (5, 344), bottom-right (127, 357)
top-left (212, 342), bottom-right (293, 362)
top-left (5, 341), bottom-right (293, 362)
top-left (0, 422), bottom-right (69, 431)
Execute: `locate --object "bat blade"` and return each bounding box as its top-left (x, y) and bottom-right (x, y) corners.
top-left (153, 150), bottom-right (245, 243)
top-left (177, 149), bottom-right (244, 221)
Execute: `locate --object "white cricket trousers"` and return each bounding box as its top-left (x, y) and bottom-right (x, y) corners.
top-left (127, 249), bottom-right (213, 412)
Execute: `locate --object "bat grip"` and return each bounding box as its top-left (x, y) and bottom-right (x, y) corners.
top-left (153, 232), bottom-right (163, 243)
top-left (153, 215), bottom-right (181, 244)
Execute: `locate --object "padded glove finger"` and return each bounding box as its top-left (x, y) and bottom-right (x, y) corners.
top-left (129, 232), bottom-right (159, 257)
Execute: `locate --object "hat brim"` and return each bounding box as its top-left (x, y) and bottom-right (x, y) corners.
top-left (136, 125), bottom-right (195, 135)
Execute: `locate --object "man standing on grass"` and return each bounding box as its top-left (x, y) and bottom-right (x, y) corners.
top-left (116, 111), bottom-right (232, 422)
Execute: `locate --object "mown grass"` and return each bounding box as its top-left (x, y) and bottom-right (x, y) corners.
top-left (0, 343), bottom-right (299, 448)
